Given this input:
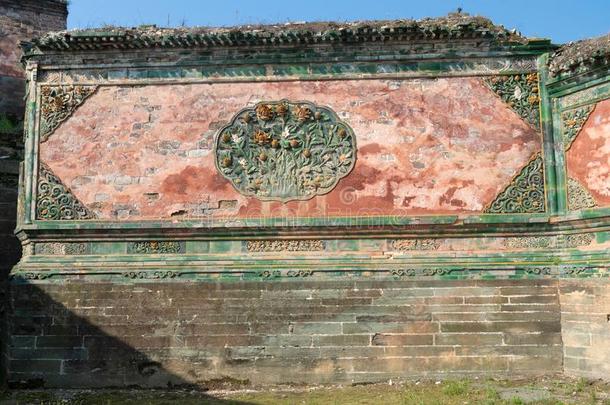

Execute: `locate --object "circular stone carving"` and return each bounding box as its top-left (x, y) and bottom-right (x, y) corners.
top-left (215, 100), bottom-right (357, 202)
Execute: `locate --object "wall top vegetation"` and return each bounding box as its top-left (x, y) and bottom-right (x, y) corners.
top-left (23, 13), bottom-right (551, 54)
top-left (549, 33), bottom-right (610, 78)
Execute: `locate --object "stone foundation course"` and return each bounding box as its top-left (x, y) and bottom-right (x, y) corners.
top-left (7, 279), bottom-right (567, 387)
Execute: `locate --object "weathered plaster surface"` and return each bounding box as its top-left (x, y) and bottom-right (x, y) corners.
top-left (567, 99), bottom-right (610, 206)
top-left (41, 78), bottom-right (540, 220)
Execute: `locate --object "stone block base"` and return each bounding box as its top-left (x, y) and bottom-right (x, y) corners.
top-left (7, 279), bottom-right (568, 387)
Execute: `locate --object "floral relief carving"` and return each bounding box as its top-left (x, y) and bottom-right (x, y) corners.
top-left (561, 233), bottom-right (595, 249)
top-left (128, 241), bottom-right (183, 254)
top-left (485, 153), bottom-right (545, 214)
top-left (561, 104), bottom-right (595, 151)
top-left (40, 85), bottom-right (97, 141)
top-left (246, 239), bottom-right (325, 252)
top-left (567, 177), bottom-right (597, 211)
top-left (215, 100), bottom-right (356, 201)
top-left (37, 163), bottom-right (95, 220)
top-left (502, 232), bottom-right (594, 249)
top-left (390, 239), bottom-right (441, 251)
top-left (484, 73), bottom-right (540, 130)
top-left (35, 242), bottom-right (89, 255)
top-left (502, 236), bottom-right (553, 249)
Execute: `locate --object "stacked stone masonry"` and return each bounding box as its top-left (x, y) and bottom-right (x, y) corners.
top-left (8, 280), bottom-right (563, 387)
top-left (0, 0), bottom-right (68, 386)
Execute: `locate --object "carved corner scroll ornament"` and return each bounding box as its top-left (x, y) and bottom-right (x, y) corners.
top-left (37, 163), bottom-right (95, 220)
top-left (484, 73), bottom-right (540, 130)
top-left (567, 177), bottom-right (597, 211)
top-left (484, 153), bottom-right (545, 214)
top-left (562, 104), bottom-right (595, 151)
top-left (215, 100), bottom-right (356, 202)
top-left (40, 85), bottom-right (97, 142)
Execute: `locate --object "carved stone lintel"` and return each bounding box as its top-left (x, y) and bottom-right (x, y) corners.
top-left (485, 153), bottom-right (545, 214)
top-left (484, 73), bottom-right (540, 130)
top-left (246, 240), bottom-right (325, 252)
top-left (40, 85), bottom-right (97, 141)
top-left (37, 163), bottom-right (95, 220)
top-left (567, 177), bottom-right (597, 211)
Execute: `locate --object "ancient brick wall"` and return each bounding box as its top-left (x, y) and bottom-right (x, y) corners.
top-left (548, 38), bottom-right (610, 380)
top-left (5, 17), bottom-right (610, 387)
top-left (559, 280), bottom-right (610, 379)
top-left (7, 279), bottom-right (562, 387)
top-left (0, 0), bottom-right (68, 386)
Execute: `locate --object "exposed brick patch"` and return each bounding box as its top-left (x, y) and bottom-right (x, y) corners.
top-left (559, 279), bottom-right (610, 380)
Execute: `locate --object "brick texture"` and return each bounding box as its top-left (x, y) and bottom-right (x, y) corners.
top-left (0, 0), bottom-right (68, 386)
top-left (559, 280), bottom-right (610, 380)
top-left (7, 279), bottom-right (563, 387)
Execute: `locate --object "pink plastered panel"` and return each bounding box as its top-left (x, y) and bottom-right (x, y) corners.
top-left (40, 77), bottom-right (541, 220)
top-left (567, 98), bottom-right (610, 206)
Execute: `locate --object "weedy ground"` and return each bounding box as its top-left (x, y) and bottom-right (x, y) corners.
top-left (0, 375), bottom-right (609, 404)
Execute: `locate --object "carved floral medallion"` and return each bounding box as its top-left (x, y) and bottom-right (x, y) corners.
top-left (215, 100), bottom-right (356, 201)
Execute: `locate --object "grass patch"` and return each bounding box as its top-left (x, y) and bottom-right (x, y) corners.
top-left (442, 380), bottom-right (470, 396)
top-left (0, 376), bottom-right (608, 405)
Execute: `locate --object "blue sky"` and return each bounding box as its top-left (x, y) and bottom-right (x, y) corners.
top-left (67, 0), bottom-right (609, 44)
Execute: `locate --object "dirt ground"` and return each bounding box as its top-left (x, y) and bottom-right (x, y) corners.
top-left (1, 374), bottom-right (609, 404)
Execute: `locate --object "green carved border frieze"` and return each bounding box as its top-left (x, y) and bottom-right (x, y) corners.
top-left (502, 233), bottom-right (595, 249)
top-left (390, 239), bottom-right (441, 251)
top-left (215, 100), bottom-right (356, 202)
top-left (127, 241), bottom-right (185, 254)
top-left (34, 242), bottom-right (90, 255)
top-left (246, 240), bottom-right (325, 252)
top-left (10, 265), bottom-right (609, 283)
